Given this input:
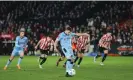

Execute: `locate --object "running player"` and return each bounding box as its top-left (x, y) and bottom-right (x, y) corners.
top-left (54, 25), bottom-right (89, 77)
top-left (94, 30), bottom-right (112, 65)
top-left (74, 34), bottom-right (90, 67)
top-left (4, 28), bottom-right (28, 70)
top-left (35, 33), bottom-right (54, 69)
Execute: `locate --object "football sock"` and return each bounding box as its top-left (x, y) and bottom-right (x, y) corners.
top-left (57, 57), bottom-right (62, 63)
top-left (39, 57), bottom-right (43, 62)
top-left (5, 59), bottom-right (12, 67)
top-left (70, 60), bottom-right (73, 69)
top-left (64, 61), bottom-right (66, 65)
top-left (96, 54), bottom-right (101, 58)
top-left (102, 54), bottom-right (107, 62)
top-left (74, 56), bottom-right (78, 63)
top-left (78, 58), bottom-right (83, 65)
top-left (40, 57), bottom-right (47, 65)
top-left (66, 59), bottom-right (71, 72)
top-left (17, 57), bottom-right (23, 65)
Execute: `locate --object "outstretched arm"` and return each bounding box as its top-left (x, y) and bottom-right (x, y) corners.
top-left (35, 39), bottom-right (42, 49)
top-left (75, 33), bottom-right (89, 36)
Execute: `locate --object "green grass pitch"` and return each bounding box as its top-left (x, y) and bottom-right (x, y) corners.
top-left (0, 56), bottom-right (133, 80)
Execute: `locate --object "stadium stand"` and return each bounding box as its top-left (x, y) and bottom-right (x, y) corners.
top-left (0, 1), bottom-right (133, 55)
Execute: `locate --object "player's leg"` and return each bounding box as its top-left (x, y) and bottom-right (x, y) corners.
top-left (4, 50), bottom-right (16, 70)
top-left (74, 56), bottom-right (78, 64)
top-left (95, 52), bottom-right (101, 58)
top-left (94, 52), bottom-right (101, 62)
top-left (65, 58), bottom-right (73, 77)
top-left (38, 50), bottom-right (45, 62)
top-left (38, 49), bottom-right (44, 68)
top-left (94, 47), bottom-right (102, 62)
top-left (62, 48), bottom-right (73, 77)
top-left (74, 52), bottom-right (79, 64)
top-left (63, 59), bottom-right (67, 68)
top-left (62, 50), bottom-right (75, 68)
top-left (17, 50), bottom-right (24, 69)
top-left (100, 49), bottom-right (108, 65)
top-left (39, 50), bottom-right (48, 68)
top-left (77, 50), bottom-right (84, 67)
top-left (4, 56), bottom-right (15, 70)
top-left (40, 54), bottom-right (47, 65)
top-left (68, 49), bottom-right (75, 76)
top-left (56, 51), bottom-right (65, 66)
top-left (56, 57), bottom-right (61, 66)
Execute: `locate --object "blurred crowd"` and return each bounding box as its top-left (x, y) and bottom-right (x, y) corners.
top-left (0, 1), bottom-right (133, 55)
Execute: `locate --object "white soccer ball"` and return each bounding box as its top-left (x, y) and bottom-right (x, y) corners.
top-left (68, 69), bottom-right (76, 76)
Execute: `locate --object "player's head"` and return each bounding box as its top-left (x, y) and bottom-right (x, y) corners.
top-left (86, 29), bottom-right (90, 35)
top-left (106, 30), bottom-right (112, 35)
top-left (65, 25), bottom-right (72, 34)
top-left (106, 27), bottom-right (112, 35)
top-left (46, 32), bottom-right (52, 39)
top-left (19, 28), bottom-right (25, 37)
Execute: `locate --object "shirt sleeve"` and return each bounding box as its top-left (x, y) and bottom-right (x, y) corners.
top-left (50, 40), bottom-right (54, 46)
top-left (71, 33), bottom-right (76, 36)
top-left (15, 36), bottom-right (21, 47)
top-left (56, 33), bottom-right (62, 41)
top-left (24, 37), bottom-right (28, 48)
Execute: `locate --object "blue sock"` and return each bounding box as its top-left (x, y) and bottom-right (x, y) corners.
top-left (70, 61), bottom-right (73, 70)
top-left (17, 57), bottom-right (23, 65)
top-left (5, 59), bottom-right (12, 67)
top-left (66, 60), bottom-right (71, 73)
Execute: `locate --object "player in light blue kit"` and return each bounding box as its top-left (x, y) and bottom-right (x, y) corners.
top-left (4, 28), bottom-right (28, 70)
top-left (55, 25), bottom-right (89, 77)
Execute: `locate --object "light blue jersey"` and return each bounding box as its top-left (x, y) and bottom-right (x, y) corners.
top-left (57, 32), bottom-right (75, 59)
top-left (11, 36), bottom-right (28, 56)
top-left (57, 32), bottom-right (75, 48)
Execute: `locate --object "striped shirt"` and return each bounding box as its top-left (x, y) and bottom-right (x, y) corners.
top-left (98, 34), bottom-right (112, 49)
top-left (72, 37), bottom-right (77, 44)
top-left (72, 37), bottom-right (77, 50)
top-left (77, 36), bottom-right (90, 50)
top-left (39, 37), bottom-right (54, 50)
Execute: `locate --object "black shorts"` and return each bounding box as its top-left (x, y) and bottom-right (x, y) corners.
top-left (78, 49), bottom-right (85, 54)
top-left (98, 47), bottom-right (108, 53)
top-left (40, 49), bottom-right (49, 55)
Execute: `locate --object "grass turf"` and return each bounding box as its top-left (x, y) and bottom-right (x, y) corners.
top-left (0, 56), bottom-right (133, 80)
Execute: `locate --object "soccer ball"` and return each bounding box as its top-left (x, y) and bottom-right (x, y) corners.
top-left (68, 69), bottom-right (76, 76)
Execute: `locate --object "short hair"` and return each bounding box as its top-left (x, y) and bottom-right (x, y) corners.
top-left (65, 25), bottom-right (72, 31)
top-left (106, 29), bottom-right (112, 33)
top-left (46, 32), bottom-right (52, 37)
top-left (20, 28), bottom-right (25, 32)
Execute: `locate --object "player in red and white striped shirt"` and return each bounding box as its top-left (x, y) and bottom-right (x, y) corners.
top-left (74, 34), bottom-right (90, 67)
top-left (94, 31), bottom-right (112, 65)
top-left (35, 34), bottom-right (54, 68)
top-left (72, 36), bottom-right (77, 53)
